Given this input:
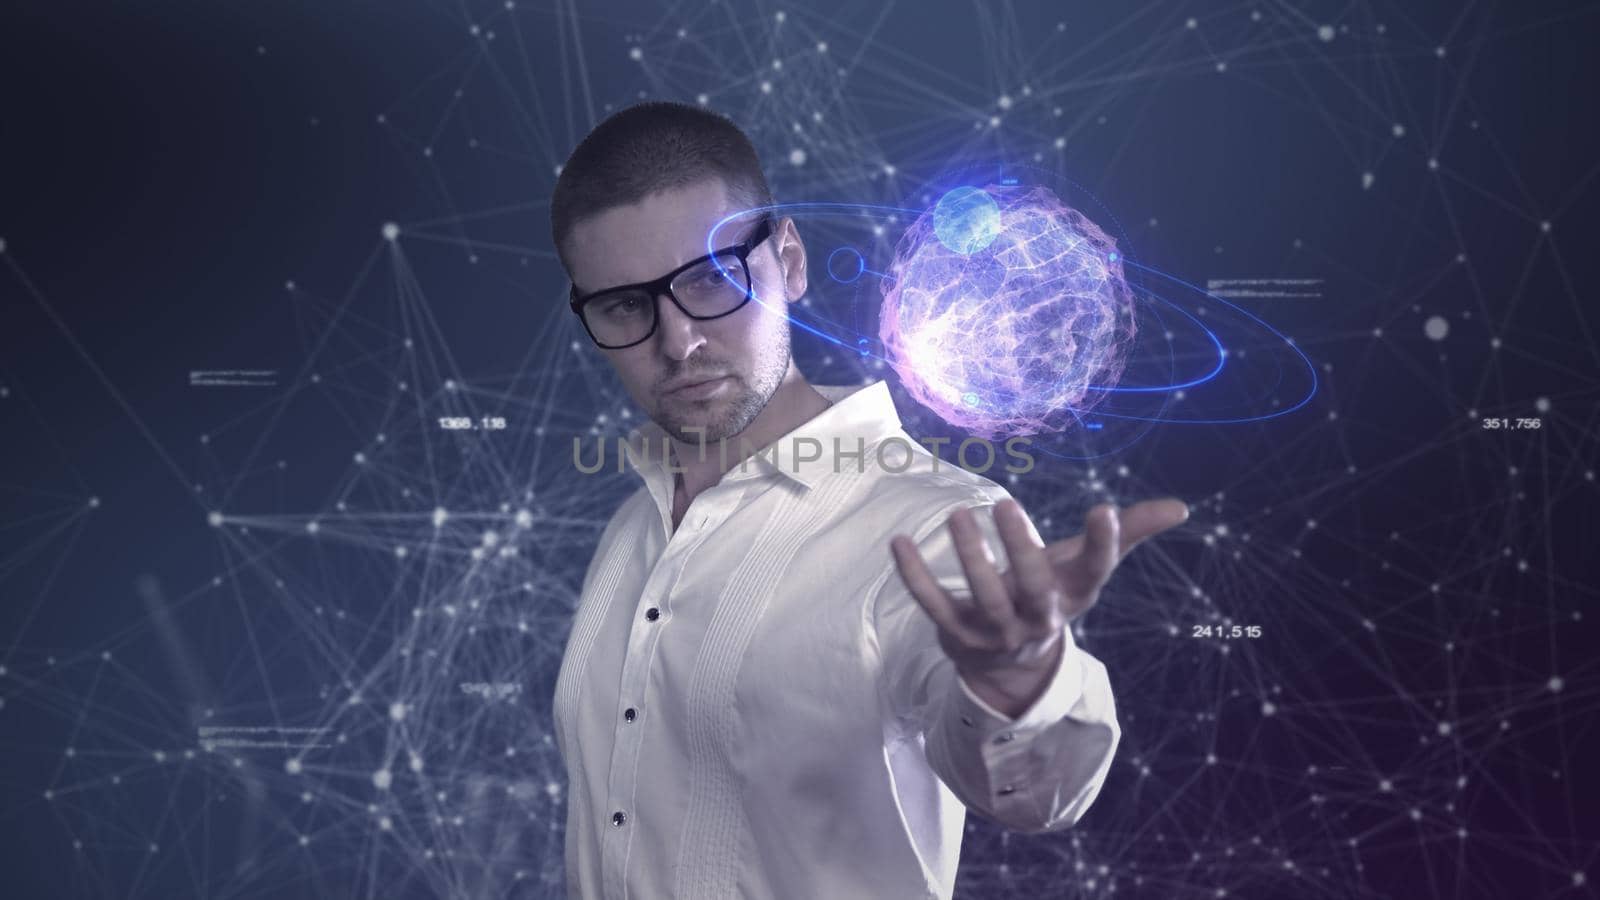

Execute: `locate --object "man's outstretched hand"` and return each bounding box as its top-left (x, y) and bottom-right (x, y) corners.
top-left (890, 498), bottom-right (1189, 718)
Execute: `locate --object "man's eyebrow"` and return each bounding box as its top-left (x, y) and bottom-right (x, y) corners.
top-left (573, 220), bottom-right (763, 297)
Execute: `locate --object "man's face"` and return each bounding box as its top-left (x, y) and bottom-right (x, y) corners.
top-left (564, 178), bottom-right (806, 446)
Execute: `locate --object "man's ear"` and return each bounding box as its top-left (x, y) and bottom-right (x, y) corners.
top-left (775, 216), bottom-right (808, 303)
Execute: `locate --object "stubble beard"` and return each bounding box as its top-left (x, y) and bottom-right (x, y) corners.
top-left (656, 321), bottom-right (791, 451)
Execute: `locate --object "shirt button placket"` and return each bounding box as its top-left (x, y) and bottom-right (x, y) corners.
top-left (606, 593), bottom-right (660, 884)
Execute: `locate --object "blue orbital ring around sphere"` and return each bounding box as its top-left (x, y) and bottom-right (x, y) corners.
top-left (708, 203), bottom-right (1224, 395)
top-left (706, 203), bottom-right (1318, 425)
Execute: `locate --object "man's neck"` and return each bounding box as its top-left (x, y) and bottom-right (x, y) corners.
top-left (667, 365), bottom-right (833, 525)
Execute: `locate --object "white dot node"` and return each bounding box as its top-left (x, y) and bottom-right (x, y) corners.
top-left (382, 222), bottom-right (399, 241)
top-left (788, 148), bottom-right (806, 166)
top-left (1534, 397), bottom-right (1549, 413)
top-left (373, 768), bottom-right (393, 790)
top-left (1318, 25), bottom-right (1335, 42)
top-left (1424, 316), bottom-right (1449, 340)
top-left (286, 758), bottom-right (302, 775)
top-left (628, 47), bottom-right (642, 61)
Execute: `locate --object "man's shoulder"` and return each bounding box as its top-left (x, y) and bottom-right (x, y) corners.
top-left (583, 483), bottom-right (652, 560)
top-left (854, 428), bottom-right (1016, 521)
top-left (599, 483), bottom-right (653, 534)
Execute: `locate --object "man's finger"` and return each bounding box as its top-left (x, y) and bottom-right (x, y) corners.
top-left (890, 535), bottom-right (967, 638)
top-left (947, 508), bottom-right (1012, 624)
top-left (993, 499), bottom-right (1059, 625)
top-left (1045, 497), bottom-right (1189, 566)
top-left (1112, 498), bottom-right (1189, 558)
top-left (1067, 503), bottom-right (1121, 597)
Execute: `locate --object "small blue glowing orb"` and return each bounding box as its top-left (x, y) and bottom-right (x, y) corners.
top-left (932, 186), bottom-right (1002, 255)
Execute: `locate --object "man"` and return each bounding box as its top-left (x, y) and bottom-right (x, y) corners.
top-left (550, 101), bottom-right (1187, 900)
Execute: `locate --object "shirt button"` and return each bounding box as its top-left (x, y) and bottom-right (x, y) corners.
top-left (612, 811), bottom-right (626, 827)
top-left (997, 784), bottom-right (1017, 796)
top-left (623, 707), bottom-right (636, 722)
top-left (994, 731), bottom-right (1015, 745)
top-left (645, 607), bottom-right (660, 621)
top-left (960, 715), bottom-right (975, 727)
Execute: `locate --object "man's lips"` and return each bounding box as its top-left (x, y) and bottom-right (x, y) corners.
top-left (662, 374), bottom-right (731, 394)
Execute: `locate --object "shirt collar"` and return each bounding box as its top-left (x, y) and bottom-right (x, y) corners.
top-left (622, 379), bottom-right (903, 491)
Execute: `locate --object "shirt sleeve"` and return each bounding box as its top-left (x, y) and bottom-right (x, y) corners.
top-left (870, 496), bottom-right (1122, 835)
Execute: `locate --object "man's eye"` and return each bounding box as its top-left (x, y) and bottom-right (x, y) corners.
top-left (598, 296), bottom-right (644, 317)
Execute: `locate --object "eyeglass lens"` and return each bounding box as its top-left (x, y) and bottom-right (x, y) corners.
top-left (582, 252), bottom-right (752, 347)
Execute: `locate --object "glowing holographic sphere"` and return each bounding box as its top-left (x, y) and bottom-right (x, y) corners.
top-left (932, 186), bottom-right (1002, 255)
top-left (879, 183), bottom-right (1137, 438)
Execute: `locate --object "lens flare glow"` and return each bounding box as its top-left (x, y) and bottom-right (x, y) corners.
top-left (879, 184), bottom-right (1137, 438)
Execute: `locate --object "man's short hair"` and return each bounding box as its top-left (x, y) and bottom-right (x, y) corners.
top-left (550, 101), bottom-right (774, 274)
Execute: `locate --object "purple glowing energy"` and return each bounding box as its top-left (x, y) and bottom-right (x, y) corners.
top-left (878, 184), bottom-right (1137, 438)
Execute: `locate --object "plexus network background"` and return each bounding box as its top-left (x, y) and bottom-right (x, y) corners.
top-left (1, 1), bottom-right (1597, 898)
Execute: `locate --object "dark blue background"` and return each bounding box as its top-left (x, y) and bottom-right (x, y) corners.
top-left (3, 2), bottom-right (1597, 897)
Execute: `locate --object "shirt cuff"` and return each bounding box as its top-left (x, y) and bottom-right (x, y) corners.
top-left (953, 625), bottom-right (1086, 734)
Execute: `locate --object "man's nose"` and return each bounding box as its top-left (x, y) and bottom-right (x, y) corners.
top-left (653, 293), bottom-right (707, 360)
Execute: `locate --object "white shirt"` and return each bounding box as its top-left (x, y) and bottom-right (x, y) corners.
top-left (553, 379), bottom-right (1120, 900)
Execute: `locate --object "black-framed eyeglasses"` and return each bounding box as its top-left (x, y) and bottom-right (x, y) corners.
top-left (569, 218), bottom-right (775, 350)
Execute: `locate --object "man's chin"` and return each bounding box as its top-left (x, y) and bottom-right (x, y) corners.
top-left (655, 405), bottom-right (723, 439)
top-left (651, 377), bottom-right (764, 442)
